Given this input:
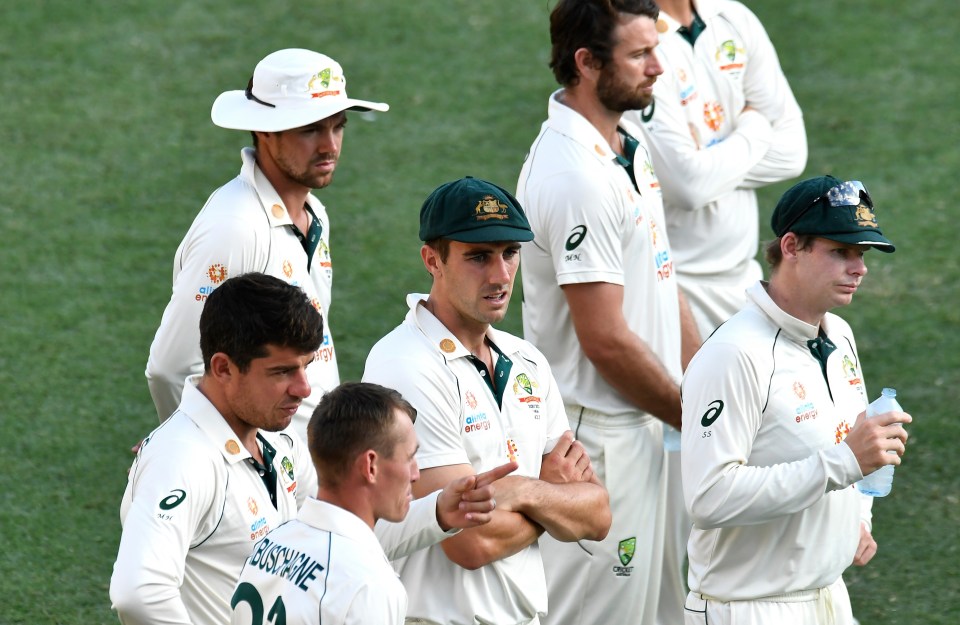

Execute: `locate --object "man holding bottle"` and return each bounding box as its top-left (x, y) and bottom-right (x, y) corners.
top-left (679, 176), bottom-right (911, 625)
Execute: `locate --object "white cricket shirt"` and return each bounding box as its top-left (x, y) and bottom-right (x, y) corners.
top-left (517, 91), bottom-right (683, 415)
top-left (628, 0), bottom-right (806, 280)
top-left (231, 499), bottom-right (407, 625)
top-left (681, 281), bottom-right (872, 600)
top-left (110, 377), bottom-right (312, 625)
top-left (145, 147), bottom-right (339, 438)
top-left (111, 377), bottom-right (450, 625)
top-left (363, 294), bottom-right (569, 625)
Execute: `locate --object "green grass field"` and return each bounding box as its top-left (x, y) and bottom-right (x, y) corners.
top-left (1, 1), bottom-right (956, 623)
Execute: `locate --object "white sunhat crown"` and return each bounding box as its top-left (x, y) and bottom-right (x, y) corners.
top-left (211, 48), bottom-right (389, 132)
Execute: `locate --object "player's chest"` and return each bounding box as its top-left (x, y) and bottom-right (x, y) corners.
top-left (754, 345), bottom-right (867, 464)
top-left (264, 228), bottom-right (333, 303)
top-left (455, 363), bottom-right (548, 476)
top-left (200, 462), bottom-right (300, 555)
top-left (661, 35), bottom-right (750, 139)
top-left (618, 182), bottom-right (674, 284)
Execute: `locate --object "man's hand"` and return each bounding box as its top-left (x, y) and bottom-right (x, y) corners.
top-left (845, 410), bottom-right (912, 476)
top-left (853, 521), bottom-right (877, 566)
top-left (540, 431), bottom-right (594, 484)
top-left (436, 461), bottom-right (518, 531)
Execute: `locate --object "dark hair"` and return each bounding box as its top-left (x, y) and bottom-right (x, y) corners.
top-left (549, 0), bottom-right (659, 87)
top-left (199, 272), bottom-right (324, 372)
top-left (424, 238), bottom-right (452, 263)
top-left (763, 235), bottom-right (817, 270)
top-left (307, 382), bottom-right (417, 487)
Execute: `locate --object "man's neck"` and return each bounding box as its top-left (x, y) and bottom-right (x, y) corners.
top-left (197, 377), bottom-right (262, 460)
top-left (422, 297), bottom-right (489, 358)
top-left (254, 152), bottom-right (312, 224)
top-left (318, 488), bottom-right (376, 529)
top-left (764, 279), bottom-right (827, 329)
top-left (557, 87), bottom-right (624, 156)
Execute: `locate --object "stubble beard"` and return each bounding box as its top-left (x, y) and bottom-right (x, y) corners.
top-left (596, 68), bottom-right (654, 113)
top-left (276, 151), bottom-right (338, 190)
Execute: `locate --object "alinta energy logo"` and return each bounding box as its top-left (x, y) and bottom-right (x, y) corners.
top-left (793, 381), bottom-right (807, 400)
top-left (208, 263), bottom-right (227, 284)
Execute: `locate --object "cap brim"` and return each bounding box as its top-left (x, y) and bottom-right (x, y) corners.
top-left (211, 90), bottom-right (389, 132)
top-left (442, 226), bottom-right (535, 243)
top-left (821, 231), bottom-right (896, 253)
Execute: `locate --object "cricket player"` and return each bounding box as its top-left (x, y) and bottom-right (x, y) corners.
top-left (516, 1), bottom-right (700, 622)
top-left (230, 382), bottom-right (516, 625)
top-left (621, 2), bottom-right (807, 620)
top-left (680, 176), bottom-right (911, 625)
top-left (363, 176), bottom-right (611, 624)
top-left (146, 48), bottom-right (387, 442)
top-left (112, 273), bottom-right (512, 625)
top-left (627, 0), bottom-right (807, 336)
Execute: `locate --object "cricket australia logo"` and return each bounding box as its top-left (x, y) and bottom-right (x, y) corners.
top-left (513, 373), bottom-right (541, 403)
top-left (614, 537), bottom-right (636, 576)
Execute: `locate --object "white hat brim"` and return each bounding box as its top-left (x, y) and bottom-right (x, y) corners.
top-left (210, 90), bottom-right (389, 132)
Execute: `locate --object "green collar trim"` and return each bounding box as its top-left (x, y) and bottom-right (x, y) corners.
top-left (248, 433), bottom-right (278, 508)
top-left (806, 331), bottom-right (837, 402)
top-left (289, 204), bottom-right (323, 270)
top-left (614, 127), bottom-right (641, 192)
top-left (466, 340), bottom-right (513, 407)
top-left (678, 11), bottom-right (707, 45)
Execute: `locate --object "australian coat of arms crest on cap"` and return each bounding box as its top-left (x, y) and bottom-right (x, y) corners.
top-left (474, 195), bottom-right (509, 221)
top-left (855, 205), bottom-right (879, 228)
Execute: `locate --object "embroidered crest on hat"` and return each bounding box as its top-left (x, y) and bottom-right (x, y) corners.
top-left (475, 195), bottom-right (509, 221)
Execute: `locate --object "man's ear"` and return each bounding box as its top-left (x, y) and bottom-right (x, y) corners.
top-left (357, 449), bottom-right (379, 484)
top-left (208, 352), bottom-right (235, 382)
top-left (421, 244), bottom-right (442, 278)
top-left (574, 47), bottom-right (602, 83)
top-left (781, 232), bottom-right (801, 261)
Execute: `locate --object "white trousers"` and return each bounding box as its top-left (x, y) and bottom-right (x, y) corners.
top-left (540, 408), bottom-right (667, 624)
top-left (683, 577), bottom-right (855, 625)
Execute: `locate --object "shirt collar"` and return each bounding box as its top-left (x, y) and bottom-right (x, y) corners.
top-left (746, 281), bottom-right (820, 342)
top-left (404, 293), bottom-right (525, 358)
top-left (298, 498), bottom-right (383, 549)
top-left (546, 90), bottom-right (623, 165)
top-left (179, 375), bottom-right (256, 465)
top-left (239, 147), bottom-right (324, 229)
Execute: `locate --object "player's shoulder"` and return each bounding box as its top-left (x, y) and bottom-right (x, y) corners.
top-left (366, 319), bottom-right (437, 365)
top-left (364, 319), bottom-right (457, 392)
top-left (184, 177), bottom-right (267, 244)
top-left (697, 307), bottom-right (779, 363)
top-left (137, 413), bottom-right (222, 465)
top-left (489, 327), bottom-right (548, 365)
top-left (128, 414), bottom-right (227, 493)
top-left (822, 311), bottom-right (856, 341)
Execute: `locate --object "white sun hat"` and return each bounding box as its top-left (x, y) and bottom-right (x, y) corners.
top-left (211, 48), bottom-right (389, 132)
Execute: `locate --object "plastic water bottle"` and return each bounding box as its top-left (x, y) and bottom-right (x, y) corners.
top-left (663, 425), bottom-right (681, 452)
top-left (855, 388), bottom-right (902, 497)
